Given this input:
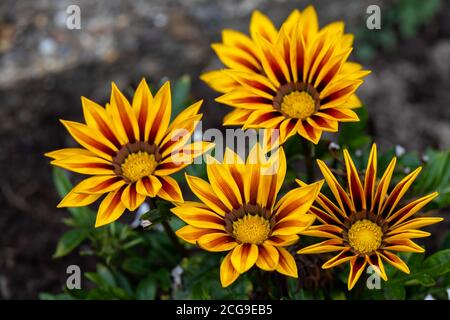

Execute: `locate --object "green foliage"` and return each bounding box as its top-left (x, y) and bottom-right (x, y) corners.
top-left (356, 0), bottom-right (442, 61)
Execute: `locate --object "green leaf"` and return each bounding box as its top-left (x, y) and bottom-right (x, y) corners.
top-left (53, 167), bottom-right (72, 198)
top-left (384, 285), bottom-right (406, 300)
top-left (136, 276), bottom-right (157, 300)
top-left (53, 230), bottom-right (87, 258)
top-left (422, 249), bottom-right (450, 277)
top-left (39, 292), bottom-right (74, 300)
top-left (405, 274), bottom-right (436, 287)
top-left (171, 75), bottom-right (191, 120)
top-left (121, 257), bottom-right (150, 275)
top-left (96, 264), bottom-right (117, 287)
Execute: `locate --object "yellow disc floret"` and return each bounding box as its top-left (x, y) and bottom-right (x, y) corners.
top-left (348, 219), bottom-right (383, 254)
top-left (232, 214), bottom-right (271, 244)
top-left (121, 151), bottom-right (158, 182)
top-left (280, 91), bottom-right (316, 119)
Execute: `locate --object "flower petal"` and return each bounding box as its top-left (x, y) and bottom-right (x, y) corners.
top-left (110, 82), bottom-right (140, 143)
top-left (231, 243), bottom-right (258, 274)
top-left (297, 239), bottom-right (345, 254)
top-left (136, 176), bottom-right (162, 197)
top-left (220, 251), bottom-right (240, 288)
top-left (156, 176), bottom-right (183, 203)
top-left (322, 248), bottom-right (354, 269)
top-left (121, 182), bottom-right (146, 211)
top-left (348, 256), bottom-right (367, 290)
top-left (185, 174), bottom-right (229, 215)
top-left (95, 188), bottom-right (126, 227)
top-left (171, 206), bottom-right (224, 230)
top-left (378, 250), bottom-right (410, 274)
top-left (197, 232), bottom-right (238, 252)
top-left (275, 247), bottom-right (298, 278)
top-left (176, 225), bottom-right (215, 245)
top-left (256, 243), bottom-right (279, 271)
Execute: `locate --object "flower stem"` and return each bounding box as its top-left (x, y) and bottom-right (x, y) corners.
top-left (149, 197), bottom-right (187, 257)
top-left (302, 139), bottom-right (315, 183)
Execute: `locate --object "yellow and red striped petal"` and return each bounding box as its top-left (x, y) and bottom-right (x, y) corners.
top-left (372, 157), bottom-right (396, 214)
top-left (207, 161), bottom-right (243, 210)
top-left (272, 213), bottom-right (316, 236)
top-left (383, 239), bottom-right (425, 253)
top-left (121, 182), bottom-right (146, 211)
top-left (275, 247), bottom-right (298, 278)
top-left (110, 82), bottom-right (140, 143)
top-left (220, 251), bottom-right (240, 288)
top-left (51, 154), bottom-right (114, 175)
top-left (275, 180), bottom-right (322, 222)
top-left (300, 224), bottom-right (344, 240)
top-left (388, 192), bottom-right (439, 226)
top-left (45, 148), bottom-right (95, 160)
top-left (145, 82), bottom-right (172, 145)
top-left (212, 43), bottom-right (260, 73)
top-left (61, 120), bottom-right (117, 160)
top-left (250, 11), bottom-right (277, 43)
top-left (176, 225), bottom-right (216, 245)
top-left (378, 250), bottom-right (410, 274)
top-left (132, 78), bottom-right (153, 141)
top-left (222, 29), bottom-right (260, 67)
top-left (223, 108), bottom-right (254, 126)
top-left (171, 205), bottom-right (224, 230)
top-left (316, 108), bottom-right (359, 122)
top-left (216, 89), bottom-right (273, 110)
top-left (297, 238), bottom-right (345, 254)
top-left (185, 174), bottom-right (229, 215)
top-left (135, 175), bottom-right (162, 197)
top-left (317, 159), bottom-right (354, 214)
top-left (343, 149), bottom-right (366, 211)
top-left (322, 248), bottom-right (354, 269)
top-left (384, 230), bottom-right (431, 242)
top-left (231, 243), bottom-right (258, 274)
top-left (200, 70), bottom-right (240, 94)
top-left (255, 34), bottom-right (291, 86)
top-left (390, 217), bottom-right (443, 232)
top-left (82, 96), bottom-right (122, 147)
top-left (348, 256), bottom-right (367, 290)
top-left (74, 175), bottom-right (126, 194)
top-left (380, 167), bottom-right (422, 218)
top-left (95, 187), bottom-right (126, 227)
top-left (266, 234), bottom-right (299, 247)
top-left (298, 120), bottom-right (322, 144)
top-left (364, 144), bottom-right (377, 209)
top-left (366, 253), bottom-right (388, 281)
top-left (156, 176), bottom-right (183, 203)
top-left (256, 243), bottom-right (279, 271)
top-left (57, 189), bottom-right (101, 208)
top-left (197, 232), bottom-right (238, 252)
top-left (243, 110), bottom-right (285, 129)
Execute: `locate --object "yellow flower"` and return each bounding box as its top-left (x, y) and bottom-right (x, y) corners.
top-left (201, 6), bottom-right (370, 145)
top-left (172, 145), bottom-right (323, 287)
top-left (46, 79), bottom-right (214, 227)
top-left (297, 144), bottom-right (443, 290)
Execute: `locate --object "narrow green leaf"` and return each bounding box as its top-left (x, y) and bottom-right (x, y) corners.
top-left (53, 230), bottom-right (87, 258)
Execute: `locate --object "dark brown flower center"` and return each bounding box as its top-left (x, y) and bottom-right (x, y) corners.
top-left (112, 141), bottom-right (162, 183)
top-left (273, 82), bottom-right (320, 119)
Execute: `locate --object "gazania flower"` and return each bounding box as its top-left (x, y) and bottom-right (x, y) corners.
top-left (297, 144), bottom-right (442, 289)
top-left (201, 6), bottom-right (370, 145)
top-left (172, 145), bottom-right (322, 287)
top-left (46, 79), bottom-right (213, 227)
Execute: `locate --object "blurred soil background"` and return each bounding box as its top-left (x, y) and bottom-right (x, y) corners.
top-left (0, 0), bottom-right (449, 298)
